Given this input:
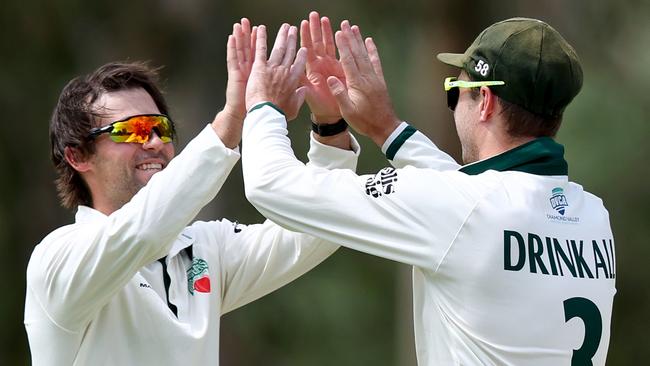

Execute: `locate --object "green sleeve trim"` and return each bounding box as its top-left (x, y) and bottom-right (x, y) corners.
top-left (386, 125), bottom-right (417, 160)
top-left (248, 102), bottom-right (285, 116)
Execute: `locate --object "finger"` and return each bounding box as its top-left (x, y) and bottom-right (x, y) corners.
top-left (289, 86), bottom-right (307, 120)
top-left (309, 11), bottom-right (325, 55)
top-left (300, 19), bottom-right (316, 62)
top-left (366, 37), bottom-right (385, 81)
top-left (226, 35), bottom-right (238, 73)
top-left (321, 16), bottom-right (336, 58)
top-left (269, 23), bottom-right (289, 65)
top-left (300, 73), bottom-right (310, 87)
top-left (348, 25), bottom-right (374, 75)
top-left (327, 76), bottom-right (353, 113)
top-left (234, 23), bottom-right (246, 70)
top-left (241, 18), bottom-right (251, 65)
top-left (288, 47), bottom-right (308, 88)
top-left (254, 25), bottom-right (267, 64)
top-left (251, 26), bottom-right (258, 57)
top-left (246, 26), bottom-right (257, 74)
top-left (334, 30), bottom-right (359, 79)
top-left (340, 19), bottom-right (351, 33)
top-left (340, 20), bottom-right (365, 73)
top-left (351, 24), bottom-right (365, 49)
top-left (282, 26), bottom-right (298, 67)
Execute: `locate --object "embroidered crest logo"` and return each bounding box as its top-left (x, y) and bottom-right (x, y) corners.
top-left (549, 187), bottom-right (569, 215)
top-left (187, 258), bottom-right (211, 295)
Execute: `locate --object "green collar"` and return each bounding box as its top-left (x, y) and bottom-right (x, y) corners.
top-left (459, 137), bottom-right (568, 176)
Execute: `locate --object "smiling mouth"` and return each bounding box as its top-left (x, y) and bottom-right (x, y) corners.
top-left (136, 163), bottom-right (163, 171)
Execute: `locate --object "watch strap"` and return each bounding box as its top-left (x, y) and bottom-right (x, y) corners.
top-left (311, 118), bottom-right (348, 136)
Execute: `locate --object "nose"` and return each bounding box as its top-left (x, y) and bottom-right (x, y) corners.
top-left (142, 131), bottom-right (165, 151)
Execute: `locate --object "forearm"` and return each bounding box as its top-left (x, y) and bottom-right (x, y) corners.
top-left (217, 219), bottom-right (339, 314)
top-left (211, 108), bottom-right (244, 149)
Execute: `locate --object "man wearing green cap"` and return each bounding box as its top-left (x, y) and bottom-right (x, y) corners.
top-left (242, 15), bottom-right (615, 365)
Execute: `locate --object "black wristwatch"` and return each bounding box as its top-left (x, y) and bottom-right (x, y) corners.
top-left (311, 116), bottom-right (348, 136)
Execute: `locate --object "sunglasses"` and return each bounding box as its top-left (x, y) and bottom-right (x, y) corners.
top-left (444, 77), bottom-right (505, 111)
top-left (87, 114), bottom-right (175, 144)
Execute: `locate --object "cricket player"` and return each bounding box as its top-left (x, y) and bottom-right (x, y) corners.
top-left (242, 16), bottom-right (616, 365)
top-left (24, 20), bottom-right (359, 365)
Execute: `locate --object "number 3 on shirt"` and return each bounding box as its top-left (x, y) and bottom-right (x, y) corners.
top-left (563, 297), bottom-right (603, 366)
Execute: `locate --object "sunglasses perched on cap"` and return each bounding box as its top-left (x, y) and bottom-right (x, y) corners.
top-left (444, 77), bottom-right (505, 111)
top-left (87, 114), bottom-right (175, 144)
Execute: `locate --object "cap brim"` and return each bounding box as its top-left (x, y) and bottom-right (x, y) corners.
top-left (436, 52), bottom-right (466, 68)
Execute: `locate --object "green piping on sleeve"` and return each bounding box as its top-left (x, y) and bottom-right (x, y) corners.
top-left (386, 125), bottom-right (417, 160)
top-left (248, 102), bottom-right (285, 116)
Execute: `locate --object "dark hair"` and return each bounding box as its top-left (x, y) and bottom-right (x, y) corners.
top-left (497, 98), bottom-right (562, 138)
top-left (468, 82), bottom-right (562, 138)
top-left (50, 61), bottom-right (170, 209)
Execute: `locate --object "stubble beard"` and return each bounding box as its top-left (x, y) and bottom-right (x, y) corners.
top-left (105, 171), bottom-right (146, 211)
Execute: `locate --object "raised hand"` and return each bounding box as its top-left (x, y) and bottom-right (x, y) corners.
top-left (327, 21), bottom-right (401, 146)
top-left (300, 11), bottom-right (345, 123)
top-left (211, 18), bottom-right (257, 148)
top-left (223, 18), bottom-right (256, 121)
top-left (246, 24), bottom-right (307, 121)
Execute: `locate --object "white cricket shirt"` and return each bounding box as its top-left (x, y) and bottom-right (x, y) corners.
top-left (25, 124), bottom-right (359, 365)
top-left (242, 103), bottom-right (616, 366)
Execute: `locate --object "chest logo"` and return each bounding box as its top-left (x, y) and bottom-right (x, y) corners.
top-left (187, 258), bottom-right (211, 295)
top-left (549, 187), bottom-right (569, 215)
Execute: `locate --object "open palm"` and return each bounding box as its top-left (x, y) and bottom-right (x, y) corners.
top-left (225, 18), bottom-right (256, 121)
top-left (301, 12), bottom-right (345, 121)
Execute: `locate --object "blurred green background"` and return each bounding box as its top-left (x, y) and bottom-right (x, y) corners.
top-left (1, 0), bottom-right (648, 364)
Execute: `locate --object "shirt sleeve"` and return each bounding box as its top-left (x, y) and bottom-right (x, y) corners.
top-left (212, 129), bottom-right (360, 314)
top-left (193, 219), bottom-right (336, 315)
top-left (242, 104), bottom-right (478, 270)
top-left (27, 125), bottom-right (240, 331)
top-left (381, 122), bottom-right (461, 170)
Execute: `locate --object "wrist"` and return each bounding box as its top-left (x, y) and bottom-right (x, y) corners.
top-left (313, 131), bottom-right (352, 151)
top-left (211, 110), bottom-right (243, 149)
top-left (311, 115), bottom-right (348, 137)
top-left (221, 104), bottom-right (246, 122)
top-left (310, 113), bottom-right (342, 124)
top-left (369, 117), bottom-right (402, 147)
top-left (248, 101), bottom-right (285, 116)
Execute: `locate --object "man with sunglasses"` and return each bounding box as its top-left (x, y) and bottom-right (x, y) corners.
top-left (243, 16), bottom-right (615, 365)
top-left (25, 20), bottom-right (359, 365)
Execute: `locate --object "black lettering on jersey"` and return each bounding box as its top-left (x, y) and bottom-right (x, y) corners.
top-left (233, 221), bottom-right (242, 233)
top-left (570, 240), bottom-right (594, 279)
top-left (365, 168), bottom-right (398, 197)
top-left (503, 230), bottom-right (615, 279)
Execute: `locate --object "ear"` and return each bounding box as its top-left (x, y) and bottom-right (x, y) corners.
top-left (478, 86), bottom-right (497, 123)
top-left (64, 146), bottom-right (91, 173)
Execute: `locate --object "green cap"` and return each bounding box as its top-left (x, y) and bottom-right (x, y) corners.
top-left (437, 18), bottom-right (583, 118)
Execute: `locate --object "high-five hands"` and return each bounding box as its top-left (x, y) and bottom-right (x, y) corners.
top-left (241, 15), bottom-right (400, 147)
top-left (245, 24), bottom-right (307, 121)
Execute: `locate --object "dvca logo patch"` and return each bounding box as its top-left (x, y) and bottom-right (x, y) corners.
top-left (549, 187), bottom-right (569, 215)
top-left (187, 258), bottom-right (211, 295)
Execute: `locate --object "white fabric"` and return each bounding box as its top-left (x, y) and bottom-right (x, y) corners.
top-left (242, 104), bottom-right (616, 366)
top-left (25, 123), bottom-right (360, 366)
